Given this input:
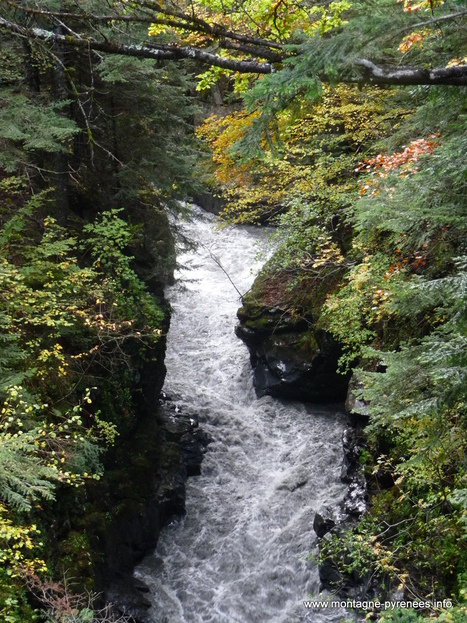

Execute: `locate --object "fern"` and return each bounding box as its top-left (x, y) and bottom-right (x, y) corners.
top-left (0, 436), bottom-right (56, 512)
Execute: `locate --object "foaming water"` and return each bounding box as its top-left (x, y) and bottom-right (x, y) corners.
top-left (135, 206), bottom-right (352, 623)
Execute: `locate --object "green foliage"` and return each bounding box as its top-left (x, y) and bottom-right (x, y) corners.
top-left (0, 0), bottom-right (465, 619)
top-left (379, 605), bottom-right (467, 623)
top-left (0, 89), bottom-right (78, 172)
top-left (379, 610), bottom-right (424, 622)
top-left (94, 56), bottom-right (201, 201)
top-left (319, 96), bottom-right (467, 607)
top-left (0, 2), bottom-right (191, 619)
top-left (196, 3), bottom-right (467, 610)
top-left (354, 132), bottom-right (467, 266)
top-left (198, 84), bottom-right (406, 224)
top-left (242, 0), bottom-right (467, 128)
top-left (196, 65), bottom-right (233, 92)
top-left (322, 256), bottom-right (383, 370)
top-left (0, 569), bottom-right (37, 623)
top-left (0, 189), bottom-right (167, 617)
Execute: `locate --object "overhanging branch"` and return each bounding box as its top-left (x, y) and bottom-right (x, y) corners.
top-left (355, 59), bottom-right (467, 86)
top-left (402, 9), bottom-right (467, 31)
top-left (4, 0), bottom-right (284, 52)
top-left (2, 15), bottom-right (467, 85)
top-left (221, 40), bottom-right (284, 63)
top-left (0, 16), bottom-right (273, 74)
top-left (134, 0), bottom-right (284, 50)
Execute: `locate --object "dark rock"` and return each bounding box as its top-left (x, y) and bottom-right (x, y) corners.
top-left (158, 390), bottom-right (172, 402)
top-left (236, 307), bottom-right (350, 402)
top-left (318, 559), bottom-right (343, 586)
top-left (129, 202), bottom-right (176, 291)
top-left (192, 192), bottom-right (225, 215)
top-left (235, 324), bottom-right (258, 347)
top-left (318, 534), bottom-right (343, 588)
top-left (109, 577), bottom-right (152, 608)
top-left (235, 306), bottom-right (309, 343)
top-left (107, 576), bottom-right (154, 623)
top-left (316, 423), bottom-right (371, 597)
top-left (343, 478), bottom-right (368, 516)
top-left (180, 429), bottom-right (213, 476)
top-left (340, 427), bottom-right (368, 516)
top-left (235, 262), bottom-right (351, 403)
top-left (94, 404), bottom-right (211, 611)
top-left (341, 428), bottom-right (365, 484)
top-left (345, 373), bottom-right (370, 421)
top-left (48, 400), bottom-right (211, 614)
top-left (313, 512), bottom-right (336, 538)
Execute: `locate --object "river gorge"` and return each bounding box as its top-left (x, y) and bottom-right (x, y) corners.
top-left (131, 206), bottom-right (353, 623)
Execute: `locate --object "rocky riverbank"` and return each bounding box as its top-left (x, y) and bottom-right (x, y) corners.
top-left (35, 204), bottom-right (213, 621)
top-left (236, 284), bottom-right (374, 602)
top-left (236, 299), bottom-right (350, 403)
top-left (98, 399), bottom-right (212, 621)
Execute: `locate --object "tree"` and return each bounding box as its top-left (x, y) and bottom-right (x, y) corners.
top-left (191, 2), bottom-right (467, 612)
top-left (0, 0), bottom-right (466, 87)
top-left (0, 2), bottom-right (190, 618)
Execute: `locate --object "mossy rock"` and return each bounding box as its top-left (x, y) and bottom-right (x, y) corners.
top-left (237, 254), bottom-right (350, 402)
top-left (237, 291), bottom-right (349, 402)
top-left (261, 331), bottom-right (320, 363)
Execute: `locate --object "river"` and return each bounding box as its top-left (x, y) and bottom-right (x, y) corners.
top-left (135, 205), bottom-right (352, 623)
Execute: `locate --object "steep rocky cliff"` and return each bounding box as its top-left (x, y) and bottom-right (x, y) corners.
top-left (42, 203), bottom-right (211, 617)
top-left (236, 286), bottom-right (350, 403)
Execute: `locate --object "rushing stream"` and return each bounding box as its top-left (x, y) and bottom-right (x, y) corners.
top-left (135, 205), bottom-right (352, 623)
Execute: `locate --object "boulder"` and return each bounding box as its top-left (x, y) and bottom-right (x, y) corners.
top-left (313, 512), bottom-right (336, 538)
top-left (236, 304), bottom-right (349, 402)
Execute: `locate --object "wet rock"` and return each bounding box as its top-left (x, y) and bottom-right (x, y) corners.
top-left (236, 308), bottom-right (350, 402)
top-left (318, 550), bottom-right (343, 587)
top-left (340, 428), bottom-right (366, 484)
top-left (343, 478), bottom-right (368, 516)
top-left (316, 425), bottom-right (370, 596)
top-left (64, 402), bottom-right (213, 610)
top-left (159, 406), bottom-right (213, 477)
top-left (107, 577), bottom-right (152, 622)
top-left (275, 467), bottom-right (309, 492)
top-left (313, 512), bottom-right (336, 538)
top-left (180, 429), bottom-right (213, 476)
top-left (340, 427), bottom-right (368, 515)
top-left (192, 191), bottom-right (225, 216)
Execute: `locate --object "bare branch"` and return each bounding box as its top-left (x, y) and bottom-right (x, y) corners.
top-left (220, 40), bottom-right (284, 63)
top-left (2, 12), bottom-right (466, 85)
top-left (355, 58), bottom-right (467, 86)
top-left (201, 244), bottom-right (244, 299)
top-left (4, 0), bottom-right (284, 52)
top-left (403, 9), bottom-right (467, 31)
top-left (0, 16), bottom-right (273, 73)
